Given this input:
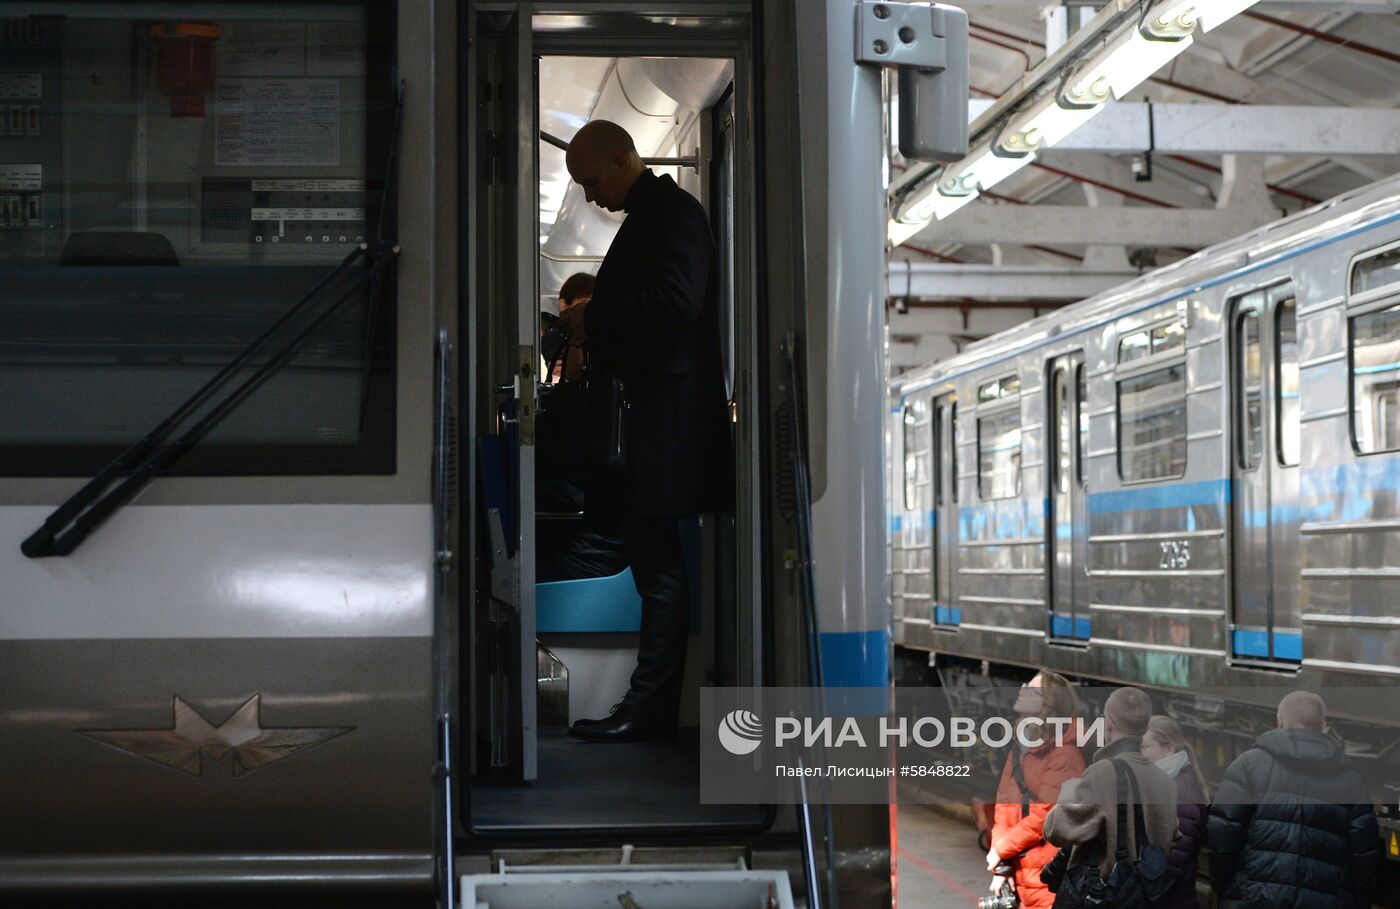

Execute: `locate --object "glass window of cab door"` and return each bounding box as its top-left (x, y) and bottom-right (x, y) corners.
top-left (0, 2), bottom-right (398, 477)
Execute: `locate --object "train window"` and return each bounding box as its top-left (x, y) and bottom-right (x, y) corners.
top-left (1118, 319), bottom-right (1184, 363)
top-left (1352, 247), bottom-right (1400, 296)
top-left (977, 406), bottom-right (1021, 500)
top-left (1076, 364), bottom-right (1088, 487)
top-left (978, 375), bottom-right (1020, 402)
top-left (0, 3), bottom-right (397, 476)
top-left (902, 401), bottom-right (928, 510)
top-left (1277, 298), bottom-right (1300, 466)
top-left (1119, 330), bottom-right (1151, 363)
top-left (951, 402), bottom-right (960, 504)
top-left (1117, 365), bottom-right (1187, 482)
top-left (1351, 302), bottom-right (1400, 454)
top-left (1238, 311), bottom-right (1264, 470)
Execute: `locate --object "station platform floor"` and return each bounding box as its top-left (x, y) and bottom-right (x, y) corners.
top-left (895, 795), bottom-right (990, 909)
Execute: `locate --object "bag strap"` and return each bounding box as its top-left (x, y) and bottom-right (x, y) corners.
top-left (1109, 758), bottom-right (1151, 863)
top-left (1010, 748), bottom-right (1034, 814)
top-left (544, 336), bottom-right (571, 386)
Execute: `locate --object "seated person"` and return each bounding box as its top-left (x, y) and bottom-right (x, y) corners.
top-left (536, 271), bottom-right (627, 583)
top-left (541, 271), bottom-right (593, 384)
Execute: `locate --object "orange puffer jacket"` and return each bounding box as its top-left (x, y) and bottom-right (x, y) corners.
top-left (990, 741), bottom-right (1087, 909)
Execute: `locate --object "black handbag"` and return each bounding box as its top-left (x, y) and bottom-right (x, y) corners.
top-left (535, 338), bottom-right (586, 482)
top-left (1050, 759), bottom-right (1171, 909)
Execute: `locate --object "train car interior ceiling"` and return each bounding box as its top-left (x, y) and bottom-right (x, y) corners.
top-left (466, 17), bottom-right (763, 835)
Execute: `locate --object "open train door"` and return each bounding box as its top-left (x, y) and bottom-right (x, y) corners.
top-left (474, 4), bottom-right (539, 781)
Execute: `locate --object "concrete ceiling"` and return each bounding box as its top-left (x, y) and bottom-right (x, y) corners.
top-left (887, 2), bottom-right (1400, 372)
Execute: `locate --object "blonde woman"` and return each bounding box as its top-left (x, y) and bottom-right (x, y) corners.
top-left (986, 671), bottom-right (1085, 909)
top-left (1142, 715), bottom-right (1208, 909)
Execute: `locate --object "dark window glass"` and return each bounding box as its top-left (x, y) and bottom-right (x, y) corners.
top-left (0, 3), bottom-right (396, 476)
top-left (1353, 247), bottom-right (1400, 296)
top-left (1075, 363), bottom-right (1088, 487)
top-left (1238, 311), bottom-right (1263, 470)
top-left (1277, 298), bottom-right (1299, 466)
top-left (1118, 365), bottom-right (1187, 482)
top-left (978, 407), bottom-right (1021, 499)
top-left (1352, 303), bottom-right (1400, 454)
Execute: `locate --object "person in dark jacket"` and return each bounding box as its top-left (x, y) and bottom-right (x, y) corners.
top-left (1142, 715), bottom-right (1207, 909)
top-left (558, 120), bottom-right (732, 743)
top-left (1207, 691), bottom-right (1379, 909)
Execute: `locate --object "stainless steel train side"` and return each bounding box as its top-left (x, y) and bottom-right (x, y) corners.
top-left (891, 173), bottom-right (1400, 706)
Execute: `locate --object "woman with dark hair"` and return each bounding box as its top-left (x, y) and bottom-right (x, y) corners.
top-left (1142, 714), bottom-right (1208, 909)
top-left (986, 671), bottom-right (1086, 909)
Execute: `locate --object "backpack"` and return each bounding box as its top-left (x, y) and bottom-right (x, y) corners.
top-left (1046, 759), bottom-right (1172, 909)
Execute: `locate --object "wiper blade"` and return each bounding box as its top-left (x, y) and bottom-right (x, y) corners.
top-left (21, 245), bottom-right (367, 559)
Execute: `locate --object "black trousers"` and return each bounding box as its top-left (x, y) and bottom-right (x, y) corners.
top-left (617, 514), bottom-right (690, 725)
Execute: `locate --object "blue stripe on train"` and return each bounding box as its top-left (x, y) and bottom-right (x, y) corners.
top-left (1088, 479), bottom-right (1230, 516)
top-left (1232, 629), bottom-right (1303, 661)
top-left (934, 605), bottom-right (962, 626)
top-left (1049, 614), bottom-right (1092, 640)
top-left (819, 629), bottom-right (890, 688)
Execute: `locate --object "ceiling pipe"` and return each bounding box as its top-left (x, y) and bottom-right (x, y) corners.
top-left (1245, 11), bottom-right (1400, 66)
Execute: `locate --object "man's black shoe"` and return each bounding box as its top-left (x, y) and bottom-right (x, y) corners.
top-left (568, 704), bottom-right (673, 743)
top-left (569, 703), bottom-right (623, 729)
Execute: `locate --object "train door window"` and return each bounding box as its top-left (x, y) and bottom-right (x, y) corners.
top-left (0, 3), bottom-right (398, 476)
top-left (977, 376), bottom-right (1021, 500)
top-left (1350, 302), bottom-right (1400, 454)
top-left (1116, 317), bottom-right (1187, 483)
top-left (903, 401), bottom-right (928, 510)
top-left (951, 402), bottom-right (960, 503)
top-left (1237, 310), bottom-right (1264, 470)
top-left (1276, 297), bottom-right (1300, 466)
top-left (1076, 363), bottom-right (1088, 487)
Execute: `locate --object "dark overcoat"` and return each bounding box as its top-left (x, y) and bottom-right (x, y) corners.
top-left (583, 169), bottom-right (733, 517)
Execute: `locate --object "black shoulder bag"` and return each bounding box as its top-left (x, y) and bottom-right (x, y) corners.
top-left (1048, 759), bottom-right (1171, 909)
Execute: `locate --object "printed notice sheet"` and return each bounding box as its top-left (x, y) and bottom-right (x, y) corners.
top-left (215, 79), bottom-right (340, 166)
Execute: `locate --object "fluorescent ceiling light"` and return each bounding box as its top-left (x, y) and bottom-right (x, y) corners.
top-left (943, 144), bottom-right (1036, 195)
top-left (1148, 0), bottom-right (1258, 33)
top-left (1000, 93), bottom-right (1100, 155)
top-left (1064, 27), bottom-right (1193, 105)
top-left (888, 217), bottom-right (926, 248)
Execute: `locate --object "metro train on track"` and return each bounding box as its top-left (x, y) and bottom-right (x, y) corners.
top-left (0, 1), bottom-right (966, 906)
top-left (889, 171), bottom-right (1400, 870)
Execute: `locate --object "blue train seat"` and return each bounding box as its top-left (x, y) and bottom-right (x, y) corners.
top-left (537, 569), bottom-right (642, 633)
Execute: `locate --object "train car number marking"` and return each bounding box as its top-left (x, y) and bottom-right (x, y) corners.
top-left (1159, 540), bottom-right (1191, 569)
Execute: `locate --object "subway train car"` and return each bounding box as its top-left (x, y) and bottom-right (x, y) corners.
top-left (889, 172), bottom-right (1400, 853)
top-left (0, 1), bottom-right (949, 906)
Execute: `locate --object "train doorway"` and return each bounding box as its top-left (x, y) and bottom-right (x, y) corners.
top-left (1047, 353), bottom-right (1089, 642)
top-left (931, 394), bottom-right (959, 627)
top-left (1228, 284), bottom-right (1302, 666)
top-left (464, 4), bottom-right (764, 835)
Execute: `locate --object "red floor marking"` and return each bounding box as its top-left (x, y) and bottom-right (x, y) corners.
top-left (898, 845), bottom-right (982, 902)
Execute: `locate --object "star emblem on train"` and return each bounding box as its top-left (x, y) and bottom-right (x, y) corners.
top-left (79, 695), bottom-right (353, 778)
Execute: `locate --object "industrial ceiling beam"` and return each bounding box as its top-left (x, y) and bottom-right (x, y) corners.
top-left (904, 202), bottom-right (1272, 247)
top-left (887, 261), bottom-right (1136, 301)
top-left (1045, 103), bottom-right (1400, 157)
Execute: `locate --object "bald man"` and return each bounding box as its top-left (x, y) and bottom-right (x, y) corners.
top-left (1208, 691), bottom-right (1377, 909)
top-left (559, 121), bottom-right (733, 743)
